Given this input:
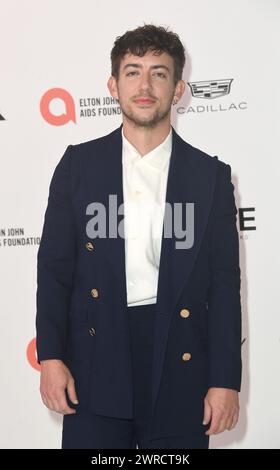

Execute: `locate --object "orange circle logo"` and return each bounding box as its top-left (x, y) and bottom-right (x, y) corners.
top-left (40, 88), bottom-right (76, 125)
top-left (26, 338), bottom-right (41, 371)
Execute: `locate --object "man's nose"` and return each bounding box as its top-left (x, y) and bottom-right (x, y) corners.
top-left (139, 73), bottom-right (152, 92)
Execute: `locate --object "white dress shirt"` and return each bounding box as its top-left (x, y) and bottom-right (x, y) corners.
top-left (122, 127), bottom-right (172, 306)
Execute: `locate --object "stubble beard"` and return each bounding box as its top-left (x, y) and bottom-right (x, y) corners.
top-left (120, 100), bottom-right (172, 129)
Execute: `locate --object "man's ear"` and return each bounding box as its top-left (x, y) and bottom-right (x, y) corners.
top-left (107, 76), bottom-right (119, 100)
top-left (174, 79), bottom-right (186, 103)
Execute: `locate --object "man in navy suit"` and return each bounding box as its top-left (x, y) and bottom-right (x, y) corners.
top-left (36, 24), bottom-right (242, 449)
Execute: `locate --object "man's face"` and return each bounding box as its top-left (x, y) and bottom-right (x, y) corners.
top-left (108, 50), bottom-right (184, 128)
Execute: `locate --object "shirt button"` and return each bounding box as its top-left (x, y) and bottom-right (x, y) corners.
top-left (89, 327), bottom-right (96, 336)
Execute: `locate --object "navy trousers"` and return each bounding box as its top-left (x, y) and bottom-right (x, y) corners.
top-left (62, 303), bottom-right (209, 449)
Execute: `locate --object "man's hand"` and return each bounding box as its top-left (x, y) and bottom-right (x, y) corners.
top-left (40, 359), bottom-right (78, 415)
top-left (203, 387), bottom-right (239, 435)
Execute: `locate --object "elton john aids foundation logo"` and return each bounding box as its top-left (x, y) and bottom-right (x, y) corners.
top-left (40, 88), bottom-right (76, 125)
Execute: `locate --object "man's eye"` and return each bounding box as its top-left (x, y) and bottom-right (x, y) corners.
top-left (126, 71), bottom-right (138, 76)
top-left (155, 72), bottom-right (166, 78)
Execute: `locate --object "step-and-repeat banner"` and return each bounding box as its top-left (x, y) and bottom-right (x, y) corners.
top-left (1, 0), bottom-right (279, 448)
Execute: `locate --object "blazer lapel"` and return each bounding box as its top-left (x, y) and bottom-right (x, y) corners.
top-left (156, 127), bottom-right (218, 317)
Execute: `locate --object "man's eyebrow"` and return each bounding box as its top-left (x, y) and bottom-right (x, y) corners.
top-left (123, 63), bottom-right (170, 72)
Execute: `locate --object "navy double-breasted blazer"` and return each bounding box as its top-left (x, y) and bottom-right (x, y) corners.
top-left (36, 124), bottom-right (242, 440)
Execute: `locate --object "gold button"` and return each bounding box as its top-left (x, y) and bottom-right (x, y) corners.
top-left (180, 308), bottom-right (190, 318)
top-left (86, 242), bottom-right (94, 251)
top-left (89, 327), bottom-right (96, 336)
top-left (182, 352), bottom-right (192, 361)
top-left (91, 288), bottom-right (99, 298)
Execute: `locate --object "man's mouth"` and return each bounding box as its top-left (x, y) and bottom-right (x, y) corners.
top-left (134, 98), bottom-right (156, 105)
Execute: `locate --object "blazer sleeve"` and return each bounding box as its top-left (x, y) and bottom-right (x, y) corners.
top-left (35, 145), bottom-right (77, 363)
top-left (207, 162), bottom-right (242, 391)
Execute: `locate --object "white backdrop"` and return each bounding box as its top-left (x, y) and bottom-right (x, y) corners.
top-left (1, 0), bottom-right (279, 449)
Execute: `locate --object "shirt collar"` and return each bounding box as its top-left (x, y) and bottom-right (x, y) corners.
top-left (122, 127), bottom-right (172, 172)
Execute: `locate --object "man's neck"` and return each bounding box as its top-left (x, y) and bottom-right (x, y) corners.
top-left (122, 118), bottom-right (171, 156)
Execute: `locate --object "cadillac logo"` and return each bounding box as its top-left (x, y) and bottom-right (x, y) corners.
top-left (188, 79), bottom-right (233, 99)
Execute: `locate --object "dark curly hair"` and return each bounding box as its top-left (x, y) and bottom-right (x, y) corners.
top-left (111, 24), bottom-right (186, 85)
